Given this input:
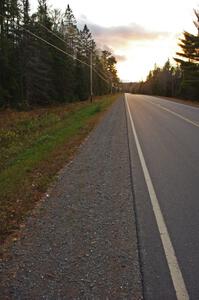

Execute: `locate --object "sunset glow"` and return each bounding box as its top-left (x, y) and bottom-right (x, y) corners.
top-left (31, 0), bottom-right (199, 81)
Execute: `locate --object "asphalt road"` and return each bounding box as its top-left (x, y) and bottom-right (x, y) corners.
top-left (125, 94), bottom-right (199, 300)
top-left (1, 94), bottom-right (198, 299)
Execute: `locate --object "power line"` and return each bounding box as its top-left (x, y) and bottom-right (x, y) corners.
top-left (38, 22), bottom-right (111, 84)
top-left (0, 13), bottom-right (110, 86)
top-left (39, 23), bottom-right (111, 81)
top-left (38, 22), bottom-right (91, 68)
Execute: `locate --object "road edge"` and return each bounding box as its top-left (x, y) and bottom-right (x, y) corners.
top-left (124, 94), bottom-right (145, 299)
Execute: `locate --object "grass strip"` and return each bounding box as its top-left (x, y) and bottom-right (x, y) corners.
top-left (0, 95), bottom-right (119, 245)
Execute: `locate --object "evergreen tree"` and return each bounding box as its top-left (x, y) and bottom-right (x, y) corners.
top-left (62, 4), bottom-right (78, 54)
top-left (0, 0), bottom-right (8, 106)
top-left (75, 24), bottom-right (95, 100)
top-left (0, 2), bottom-right (119, 108)
top-left (0, 0), bottom-right (22, 107)
top-left (24, 0), bottom-right (55, 106)
top-left (175, 10), bottom-right (199, 99)
top-left (17, 0), bottom-right (30, 106)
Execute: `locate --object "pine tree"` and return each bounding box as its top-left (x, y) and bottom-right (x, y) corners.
top-left (0, 2), bottom-right (119, 108)
top-left (17, 0), bottom-right (30, 107)
top-left (62, 4), bottom-right (78, 54)
top-left (74, 24), bottom-right (96, 100)
top-left (0, 0), bottom-right (22, 107)
top-left (55, 5), bottom-right (78, 101)
top-left (23, 0), bottom-right (55, 106)
top-left (0, 0), bottom-right (7, 106)
top-left (175, 10), bottom-right (199, 99)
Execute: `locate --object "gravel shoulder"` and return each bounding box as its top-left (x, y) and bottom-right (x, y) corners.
top-left (0, 96), bottom-right (143, 299)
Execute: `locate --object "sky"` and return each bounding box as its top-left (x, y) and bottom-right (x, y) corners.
top-left (31, 0), bottom-right (199, 82)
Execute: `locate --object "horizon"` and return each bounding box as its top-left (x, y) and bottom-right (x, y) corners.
top-left (31, 0), bottom-right (199, 82)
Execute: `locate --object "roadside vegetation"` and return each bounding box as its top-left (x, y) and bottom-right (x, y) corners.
top-left (0, 94), bottom-right (119, 245)
top-left (0, 2), bottom-right (119, 109)
top-left (127, 9), bottom-right (199, 101)
top-left (0, 1), bottom-right (120, 245)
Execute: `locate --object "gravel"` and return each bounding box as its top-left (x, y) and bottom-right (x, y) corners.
top-left (0, 96), bottom-right (143, 299)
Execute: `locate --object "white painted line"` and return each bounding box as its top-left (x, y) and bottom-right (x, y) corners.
top-left (147, 99), bottom-right (199, 128)
top-left (125, 94), bottom-right (189, 300)
top-left (151, 96), bottom-right (199, 111)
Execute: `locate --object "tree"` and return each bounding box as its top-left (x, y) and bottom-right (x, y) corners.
top-left (62, 4), bottom-right (78, 54)
top-left (0, 1), bottom-right (119, 108)
top-left (22, 1), bottom-right (55, 106)
top-left (0, 0), bottom-right (23, 107)
top-left (175, 9), bottom-right (199, 99)
top-left (74, 24), bottom-right (95, 100)
top-left (137, 61), bottom-right (177, 97)
top-left (100, 50), bottom-right (119, 90)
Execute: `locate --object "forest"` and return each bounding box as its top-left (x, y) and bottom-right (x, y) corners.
top-left (129, 9), bottom-right (199, 101)
top-left (1, 2), bottom-right (198, 108)
top-left (0, 0), bottom-right (119, 109)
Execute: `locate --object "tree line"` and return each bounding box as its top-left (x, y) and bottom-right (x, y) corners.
top-left (130, 9), bottom-right (199, 101)
top-left (0, 0), bottom-right (119, 109)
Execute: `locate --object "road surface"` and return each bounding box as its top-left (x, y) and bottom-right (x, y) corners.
top-left (125, 94), bottom-right (199, 299)
top-left (0, 94), bottom-right (199, 299)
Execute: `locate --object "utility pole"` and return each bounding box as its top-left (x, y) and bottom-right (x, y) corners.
top-left (90, 52), bottom-right (93, 103)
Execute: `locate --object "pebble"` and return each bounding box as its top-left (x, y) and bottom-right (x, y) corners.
top-left (0, 97), bottom-right (143, 299)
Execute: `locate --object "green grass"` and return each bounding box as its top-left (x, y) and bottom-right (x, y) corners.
top-left (0, 95), bottom-right (119, 245)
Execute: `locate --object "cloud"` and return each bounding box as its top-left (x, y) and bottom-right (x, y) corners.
top-left (95, 44), bottom-right (127, 62)
top-left (114, 54), bottom-right (127, 62)
top-left (78, 19), bottom-right (169, 49)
